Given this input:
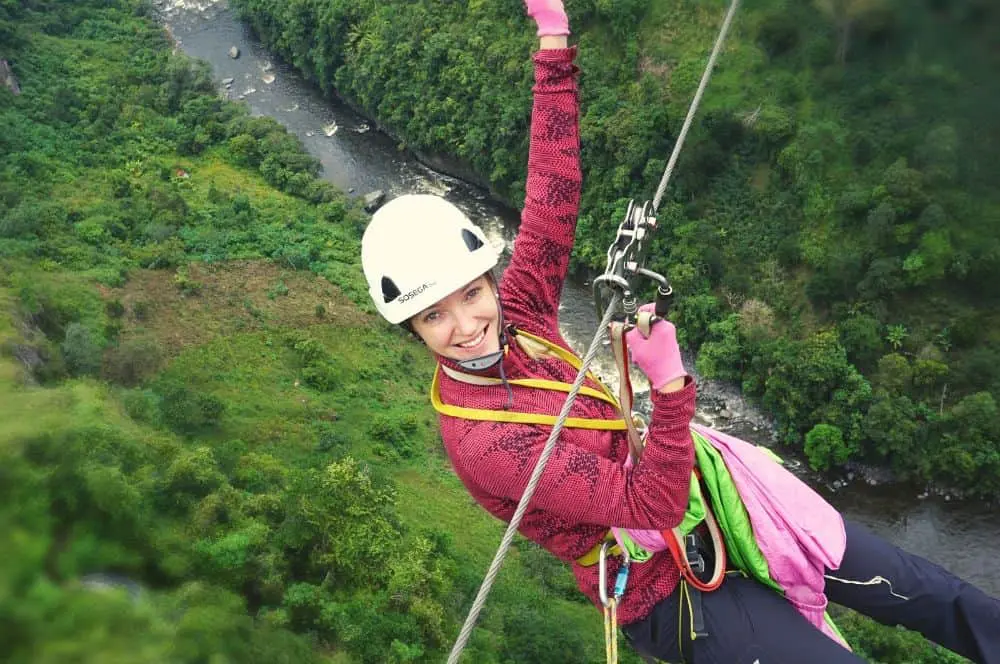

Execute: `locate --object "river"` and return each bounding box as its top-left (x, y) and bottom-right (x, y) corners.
top-left (156, 0), bottom-right (999, 596)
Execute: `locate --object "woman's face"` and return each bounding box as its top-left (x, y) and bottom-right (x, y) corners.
top-left (410, 276), bottom-right (500, 362)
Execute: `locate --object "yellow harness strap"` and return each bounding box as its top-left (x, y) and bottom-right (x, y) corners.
top-left (438, 363), bottom-right (620, 408)
top-left (577, 533), bottom-right (624, 567)
top-left (430, 329), bottom-right (629, 432)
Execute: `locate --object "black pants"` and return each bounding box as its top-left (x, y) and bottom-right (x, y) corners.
top-left (623, 520), bottom-right (1000, 663)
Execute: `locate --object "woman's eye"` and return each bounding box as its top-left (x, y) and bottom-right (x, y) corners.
top-left (465, 287), bottom-right (481, 301)
top-left (423, 311), bottom-right (440, 323)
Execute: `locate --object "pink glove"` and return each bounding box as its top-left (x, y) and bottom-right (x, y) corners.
top-left (625, 303), bottom-right (687, 391)
top-left (524, 0), bottom-right (570, 37)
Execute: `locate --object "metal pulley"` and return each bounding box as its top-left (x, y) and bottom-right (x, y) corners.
top-left (592, 199), bottom-right (672, 323)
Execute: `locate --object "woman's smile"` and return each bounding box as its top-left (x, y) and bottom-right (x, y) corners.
top-left (455, 325), bottom-right (489, 351)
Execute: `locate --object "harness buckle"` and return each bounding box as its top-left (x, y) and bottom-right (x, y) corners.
top-left (685, 533), bottom-right (707, 575)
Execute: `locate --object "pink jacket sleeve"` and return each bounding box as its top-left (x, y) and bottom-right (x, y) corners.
top-left (499, 47), bottom-right (582, 339)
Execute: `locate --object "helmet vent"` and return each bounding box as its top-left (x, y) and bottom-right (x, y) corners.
top-left (380, 276), bottom-right (401, 303)
top-left (462, 228), bottom-right (484, 252)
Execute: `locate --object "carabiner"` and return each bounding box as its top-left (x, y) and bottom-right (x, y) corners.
top-left (593, 199), bottom-right (674, 322)
top-left (598, 541), bottom-right (612, 608)
top-left (598, 540), bottom-right (631, 608)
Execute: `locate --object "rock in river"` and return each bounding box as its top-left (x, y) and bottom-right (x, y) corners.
top-left (363, 190), bottom-right (385, 212)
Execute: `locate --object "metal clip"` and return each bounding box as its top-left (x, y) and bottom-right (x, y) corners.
top-left (685, 533), bottom-right (706, 575)
top-left (592, 199), bottom-right (673, 323)
top-left (598, 540), bottom-right (631, 607)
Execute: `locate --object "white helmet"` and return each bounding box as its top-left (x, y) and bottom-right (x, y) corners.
top-left (361, 194), bottom-right (500, 324)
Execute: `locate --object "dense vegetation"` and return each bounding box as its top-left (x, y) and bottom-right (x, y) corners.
top-left (0, 0), bottom-right (979, 662)
top-left (231, 0), bottom-right (1000, 496)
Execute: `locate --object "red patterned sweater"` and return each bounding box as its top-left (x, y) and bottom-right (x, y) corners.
top-left (435, 47), bottom-right (696, 625)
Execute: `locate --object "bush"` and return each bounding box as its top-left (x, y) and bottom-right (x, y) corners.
top-left (804, 423), bottom-right (852, 471)
top-left (695, 314), bottom-right (744, 381)
top-left (16, 274), bottom-right (104, 340)
top-left (837, 314), bottom-right (883, 372)
top-left (173, 266), bottom-right (203, 296)
top-left (121, 388), bottom-right (160, 423)
top-left (104, 337), bottom-right (163, 386)
top-left (156, 379), bottom-right (225, 435)
top-left (162, 447), bottom-right (226, 506)
top-left (757, 11), bottom-right (801, 58)
top-left (674, 293), bottom-right (722, 349)
top-left (105, 299), bottom-right (126, 318)
top-left (369, 413), bottom-right (420, 459)
top-left (61, 322), bottom-right (105, 376)
top-left (301, 362), bottom-right (338, 392)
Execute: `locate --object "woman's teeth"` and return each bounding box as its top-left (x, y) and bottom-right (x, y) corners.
top-left (458, 329), bottom-right (486, 348)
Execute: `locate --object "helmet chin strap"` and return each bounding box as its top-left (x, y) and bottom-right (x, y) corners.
top-left (457, 351), bottom-right (504, 372)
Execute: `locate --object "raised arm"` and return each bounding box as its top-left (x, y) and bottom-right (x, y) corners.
top-left (499, 1), bottom-right (581, 339)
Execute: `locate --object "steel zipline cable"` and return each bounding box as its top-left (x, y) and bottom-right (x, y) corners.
top-left (447, 3), bottom-right (741, 661)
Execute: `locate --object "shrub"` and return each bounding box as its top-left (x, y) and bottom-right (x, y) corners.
top-left (104, 337), bottom-right (163, 386)
top-left (837, 314), bottom-right (883, 372)
top-left (756, 11), bottom-right (800, 58)
top-left (369, 413), bottom-right (420, 460)
top-left (174, 266), bottom-right (203, 296)
top-left (301, 362), bottom-right (338, 392)
top-left (695, 314), bottom-right (744, 381)
top-left (121, 388), bottom-right (159, 424)
top-left (62, 322), bottom-right (105, 376)
top-left (165, 445), bottom-right (225, 494)
top-left (804, 423), bottom-right (851, 471)
top-left (105, 299), bottom-right (126, 318)
top-left (156, 379), bottom-right (225, 435)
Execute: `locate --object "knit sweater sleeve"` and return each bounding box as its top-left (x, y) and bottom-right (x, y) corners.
top-left (499, 47), bottom-right (581, 337)
top-left (454, 380), bottom-right (697, 529)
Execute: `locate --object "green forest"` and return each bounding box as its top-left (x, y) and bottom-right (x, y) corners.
top-left (0, 0), bottom-right (992, 662)
top-left (231, 0), bottom-right (1000, 495)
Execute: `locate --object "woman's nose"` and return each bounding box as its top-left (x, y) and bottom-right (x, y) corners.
top-left (455, 308), bottom-right (480, 336)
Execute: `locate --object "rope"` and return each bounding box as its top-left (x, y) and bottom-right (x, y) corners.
top-left (604, 597), bottom-right (619, 663)
top-left (446, 293), bottom-right (621, 664)
top-left (652, 0), bottom-right (743, 213)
